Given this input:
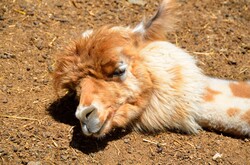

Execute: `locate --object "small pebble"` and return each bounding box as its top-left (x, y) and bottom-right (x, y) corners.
top-left (7, 84), bottom-right (12, 88)
top-left (26, 11), bottom-right (34, 16)
top-left (38, 58), bottom-right (44, 63)
top-left (35, 42), bottom-right (44, 50)
top-left (33, 100), bottom-right (39, 104)
top-left (17, 76), bottom-right (23, 80)
top-left (212, 152), bottom-right (223, 160)
top-left (124, 138), bottom-right (129, 143)
top-left (42, 132), bottom-right (51, 138)
top-left (47, 65), bottom-right (53, 73)
top-left (2, 97), bottom-right (8, 103)
top-left (42, 79), bottom-right (49, 85)
top-left (9, 136), bottom-right (16, 142)
top-left (1, 151), bottom-right (8, 156)
top-left (0, 15), bottom-right (4, 21)
top-left (42, 54), bottom-right (48, 59)
top-left (52, 16), bottom-right (69, 23)
top-left (0, 148), bottom-right (4, 153)
top-left (61, 155), bottom-right (68, 160)
top-left (128, 0), bottom-right (146, 5)
top-left (33, 21), bottom-right (39, 26)
top-left (156, 144), bottom-right (163, 153)
top-left (55, 2), bottom-right (63, 8)
top-left (156, 146), bottom-right (163, 153)
top-left (0, 52), bottom-right (16, 59)
top-left (13, 146), bottom-right (18, 152)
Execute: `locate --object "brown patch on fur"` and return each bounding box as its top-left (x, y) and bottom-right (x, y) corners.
top-left (169, 65), bottom-right (183, 89)
top-left (241, 109), bottom-right (250, 125)
top-left (173, 106), bottom-right (188, 122)
top-left (229, 82), bottom-right (250, 98)
top-left (227, 108), bottom-right (240, 117)
top-left (203, 88), bottom-right (221, 102)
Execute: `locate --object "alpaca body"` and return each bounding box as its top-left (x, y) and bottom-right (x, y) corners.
top-left (53, 0), bottom-right (250, 137)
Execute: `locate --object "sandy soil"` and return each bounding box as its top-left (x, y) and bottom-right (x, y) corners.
top-left (0, 0), bottom-right (250, 164)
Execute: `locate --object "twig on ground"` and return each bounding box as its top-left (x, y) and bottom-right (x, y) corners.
top-left (186, 141), bottom-right (195, 148)
top-left (22, 121), bottom-right (35, 128)
top-left (114, 143), bottom-right (121, 155)
top-left (239, 67), bottom-right (248, 74)
top-left (192, 51), bottom-right (213, 55)
top-left (69, 126), bottom-right (75, 134)
top-left (71, 0), bottom-right (81, 9)
top-left (70, 146), bottom-right (79, 156)
top-left (52, 140), bottom-right (58, 147)
top-left (48, 36), bottom-right (57, 47)
top-left (143, 138), bottom-right (166, 146)
top-left (0, 114), bottom-right (39, 121)
top-left (13, 9), bottom-right (26, 15)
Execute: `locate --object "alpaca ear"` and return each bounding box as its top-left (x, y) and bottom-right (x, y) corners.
top-left (133, 0), bottom-right (179, 41)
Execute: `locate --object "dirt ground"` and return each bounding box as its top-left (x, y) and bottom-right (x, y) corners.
top-left (0, 0), bottom-right (250, 164)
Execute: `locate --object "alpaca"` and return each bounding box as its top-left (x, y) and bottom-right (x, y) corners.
top-left (53, 0), bottom-right (250, 138)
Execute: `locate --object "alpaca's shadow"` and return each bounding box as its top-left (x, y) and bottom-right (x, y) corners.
top-left (47, 92), bottom-right (130, 154)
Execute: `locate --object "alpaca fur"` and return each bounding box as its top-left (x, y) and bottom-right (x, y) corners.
top-left (53, 0), bottom-right (250, 138)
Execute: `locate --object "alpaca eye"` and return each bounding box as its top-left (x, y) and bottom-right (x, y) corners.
top-left (113, 66), bottom-right (126, 77)
top-left (113, 63), bottom-right (127, 77)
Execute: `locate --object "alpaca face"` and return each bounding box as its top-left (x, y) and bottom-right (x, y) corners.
top-left (74, 28), bottom-right (157, 137)
top-left (74, 34), bottom-right (139, 137)
top-left (56, 27), bottom-right (151, 137)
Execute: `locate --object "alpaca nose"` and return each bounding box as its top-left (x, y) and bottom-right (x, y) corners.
top-left (75, 104), bottom-right (102, 136)
top-left (75, 105), bottom-right (97, 122)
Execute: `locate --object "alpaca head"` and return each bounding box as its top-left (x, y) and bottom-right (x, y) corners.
top-left (52, 0), bottom-right (179, 137)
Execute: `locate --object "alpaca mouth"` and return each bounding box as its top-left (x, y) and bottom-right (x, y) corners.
top-left (81, 118), bottom-right (108, 137)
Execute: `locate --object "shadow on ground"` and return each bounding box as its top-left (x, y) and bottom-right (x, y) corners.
top-left (47, 92), bottom-right (130, 154)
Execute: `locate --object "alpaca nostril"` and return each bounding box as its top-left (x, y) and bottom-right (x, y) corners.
top-left (83, 105), bottom-right (97, 120)
top-left (86, 111), bottom-right (92, 119)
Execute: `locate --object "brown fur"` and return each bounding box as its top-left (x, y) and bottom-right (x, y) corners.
top-left (203, 87), bottom-right (221, 102)
top-left (53, 27), bottom-right (132, 91)
top-left (241, 109), bottom-right (250, 125)
top-left (227, 108), bottom-right (240, 117)
top-left (229, 82), bottom-right (250, 98)
top-left (169, 65), bottom-right (183, 89)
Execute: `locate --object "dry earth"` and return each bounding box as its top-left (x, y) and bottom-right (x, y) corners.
top-left (0, 0), bottom-right (250, 164)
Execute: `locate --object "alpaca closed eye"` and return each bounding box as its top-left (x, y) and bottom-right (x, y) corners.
top-left (112, 62), bottom-right (127, 77)
top-left (113, 67), bottom-right (126, 77)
